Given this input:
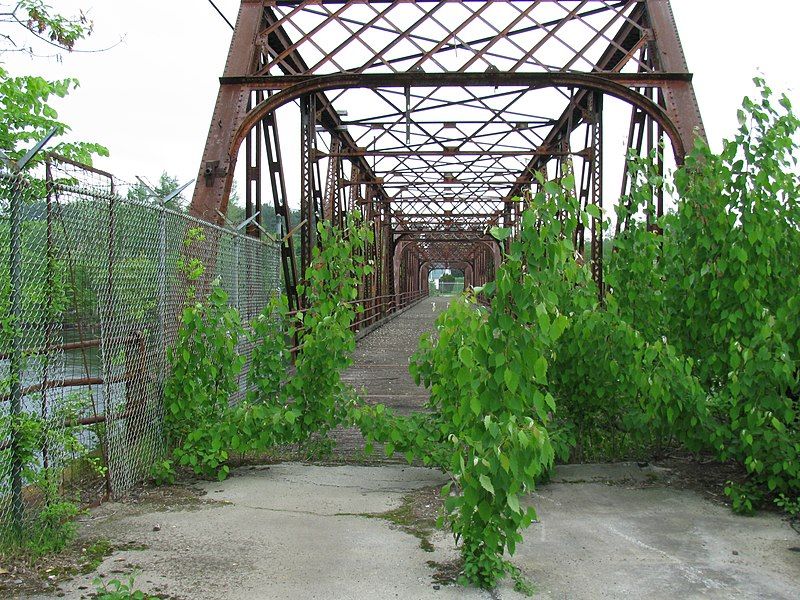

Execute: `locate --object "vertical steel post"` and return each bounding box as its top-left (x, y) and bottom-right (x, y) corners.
top-left (655, 87), bottom-right (666, 223)
top-left (42, 161), bottom-right (54, 471)
top-left (245, 91), bottom-right (264, 239)
top-left (589, 92), bottom-right (604, 297)
top-left (245, 115), bottom-right (255, 233)
top-left (101, 184), bottom-right (115, 498)
top-left (157, 193), bottom-right (167, 385)
top-left (576, 121), bottom-right (592, 256)
top-left (8, 174), bottom-right (24, 531)
top-left (405, 85), bottom-right (411, 144)
top-left (323, 138), bottom-right (342, 223)
top-left (299, 95), bottom-right (316, 284)
top-left (262, 105), bottom-right (299, 311)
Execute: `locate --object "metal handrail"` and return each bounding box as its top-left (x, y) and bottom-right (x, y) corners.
top-left (287, 289), bottom-right (428, 355)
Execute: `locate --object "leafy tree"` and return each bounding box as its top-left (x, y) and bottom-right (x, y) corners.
top-left (0, 0), bottom-right (92, 56)
top-left (0, 65), bottom-right (107, 164)
top-left (126, 172), bottom-right (186, 210)
top-left (0, 2), bottom-right (106, 164)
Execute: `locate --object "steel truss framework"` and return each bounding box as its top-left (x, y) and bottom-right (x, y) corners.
top-left (191, 0), bottom-right (704, 309)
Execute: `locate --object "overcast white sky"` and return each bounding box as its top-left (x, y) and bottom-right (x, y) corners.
top-left (4, 1), bottom-right (799, 206)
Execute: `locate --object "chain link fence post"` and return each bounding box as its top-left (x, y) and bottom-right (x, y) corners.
top-left (8, 172), bottom-right (24, 532)
top-left (3, 129), bottom-right (58, 533)
top-left (157, 193), bottom-right (167, 397)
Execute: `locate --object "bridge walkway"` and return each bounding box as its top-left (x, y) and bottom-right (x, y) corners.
top-left (331, 296), bottom-right (450, 457)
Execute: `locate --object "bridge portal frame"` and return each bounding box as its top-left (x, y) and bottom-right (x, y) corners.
top-left (191, 0), bottom-right (704, 309)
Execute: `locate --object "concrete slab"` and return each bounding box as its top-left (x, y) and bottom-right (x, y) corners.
top-left (198, 463), bottom-right (447, 516)
top-left (516, 465), bottom-right (800, 600)
top-left (27, 464), bottom-right (496, 600)
top-left (25, 462), bottom-right (799, 600)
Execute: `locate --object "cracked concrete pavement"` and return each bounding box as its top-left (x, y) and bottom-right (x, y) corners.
top-left (27, 464), bottom-right (495, 600)
top-left (21, 300), bottom-right (800, 599)
top-left (24, 462), bottom-right (800, 600)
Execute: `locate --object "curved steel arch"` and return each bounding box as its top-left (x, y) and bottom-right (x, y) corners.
top-left (229, 73), bottom-right (688, 167)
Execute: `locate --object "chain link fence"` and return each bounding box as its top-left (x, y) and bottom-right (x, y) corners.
top-left (1, 155), bottom-right (281, 537)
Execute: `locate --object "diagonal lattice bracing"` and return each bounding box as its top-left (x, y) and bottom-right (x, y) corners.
top-left (191, 0), bottom-right (704, 308)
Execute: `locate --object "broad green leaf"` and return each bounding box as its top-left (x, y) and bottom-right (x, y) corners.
top-left (479, 474), bottom-right (495, 495)
top-left (470, 395), bottom-right (482, 416)
top-left (490, 226), bottom-right (512, 241)
top-left (533, 356), bottom-right (547, 383)
top-left (504, 367), bottom-right (520, 393)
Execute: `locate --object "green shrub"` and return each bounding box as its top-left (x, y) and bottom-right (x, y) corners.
top-left (355, 177), bottom-right (595, 589)
top-left (605, 79), bottom-right (800, 503)
top-left (158, 213), bottom-right (373, 480)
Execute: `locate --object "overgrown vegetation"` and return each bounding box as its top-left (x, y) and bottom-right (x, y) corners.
top-left (601, 79), bottom-right (799, 513)
top-left (354, 178), bottom-right (593, 588)
top-left (155, 213), bottom-right (373, 482)
top-left (7, 77), bottom-right (793, 591)
top-left (146, 80), bottom-right (798, 591)
top-left (1, 1), bottom-right (93, 56)
top-left (350, 79), bottom-right (799, 588)
top-left (1, 0), bottom-right (107, 166)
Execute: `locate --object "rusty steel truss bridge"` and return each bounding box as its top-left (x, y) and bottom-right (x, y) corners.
top-left (190, 0), bottom-right (704, 311)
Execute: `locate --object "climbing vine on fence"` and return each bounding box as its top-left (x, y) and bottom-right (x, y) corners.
top-left (157, 214), bottom-right (373, 482)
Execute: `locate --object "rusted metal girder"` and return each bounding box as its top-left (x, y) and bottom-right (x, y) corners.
top-left (589, 92), bottom-right (604, 295)
top-left (512, 0), bottom-right (704, 201)
top-left (221, 72), bottom-right (692, 88)
top-left (322, 149), bottom-right (591, 158)
top-left (191, 0), bottom-right (705, 300)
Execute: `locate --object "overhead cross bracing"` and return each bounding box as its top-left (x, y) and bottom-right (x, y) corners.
top-left (191, 0), bottom-right (704, 310)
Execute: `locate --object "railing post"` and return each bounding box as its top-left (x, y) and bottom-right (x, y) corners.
top-left (8, 173), bottom-right (24, 531)
top-left (41, 161), bottom-right (54, 472)
top-left (3, 128), bottom-right (58, 532)
top-left (101, 182), bottom-right (115, 498)
top-left (157, 194), bottom-right (167, 387)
